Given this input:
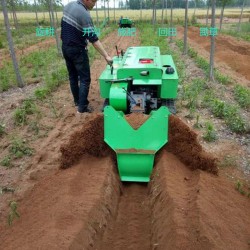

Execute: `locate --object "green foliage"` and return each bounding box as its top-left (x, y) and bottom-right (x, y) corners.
top-left (34, 87), bottom-right (50, 100)
top-left (14, 108), bottom-right (27, 126)
top-left (203, 121), bottom-right (217, 142)
top-left (226, 114), bottom-right (247, 134)
top-left (0, 155), bottom-right (11, 167)
top-left (22, 99), bottom-right (38, 114)
top-left (235, 180), bottom-right (250, 198)
top-left (0, 123), bottom-right (6, 137)
top-left (195, 56), bottom-right (209, 72)
top-left (13, 99), bottom-right (38, 126)
top-left (234, 85), bottom-right (250, 109)
top-left (28, 121), bottom-right (40, 135)
top-left (188, 47), bottom-right (198, 58)
top-left (182, 78), bottom-right (206, 110)
top-left (191, 14), bottom-right (197, 25)
top-left (210, 99), bottom-right (225, 118)
top-left (222, 22), bottom-right (250, 42)
top-left (207, 98), bottom-right (247, 133)
top-left (9, 137), bottom-right (33, 158)
top-left (193, 115), bottom-right (202, 129)
top-left (214, 71), bottom-right (232, 85)
top-left (0, 38), bottom-right (4, 49)
top-left (0, 65), bottom-right (14, 92)
top-left (8, 201), bottom-right (20, 226)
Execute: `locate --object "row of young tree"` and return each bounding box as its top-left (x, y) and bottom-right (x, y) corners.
top-left (0, 0), bottom-right (249, 88)
top-left (1, 0), bottom-right (250, 12)
top-left (128, 0), bottom-right (250, 9)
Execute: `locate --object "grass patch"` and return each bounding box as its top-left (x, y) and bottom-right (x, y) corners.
top-left (9, 137), bottom-right (33, 158)
top-left (14, 98), bottom-right (39, 126)
top-left (0, 123), bottom-right (6, 137)
top-left (233, 84), bottom-right (250, 109)
top-left (8, 201), bottom-right (20, 226)
top-left (203, 121), bottom-right (217, 142)
top-left (235, 180), bottom-right (250, 197)
top-left (203, 95), bottom-right (247, 134)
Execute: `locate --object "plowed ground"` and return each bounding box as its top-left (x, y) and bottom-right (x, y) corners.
top-left (177, 26), bottom-right (250, 87)
top-left (0, 29), bottom-right (249, 250)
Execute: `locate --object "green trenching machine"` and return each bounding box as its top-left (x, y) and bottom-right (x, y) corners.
top-left (119, 17), bottom-right (133, 28)
top-left (99, 46), bottom-right (178, 182)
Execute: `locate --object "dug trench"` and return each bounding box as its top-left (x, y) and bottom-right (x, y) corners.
top-left (1, 113), bottom-right (249, 250)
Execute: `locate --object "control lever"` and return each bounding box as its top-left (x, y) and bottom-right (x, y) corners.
top-left (115, 45), bottom-right (119, 58)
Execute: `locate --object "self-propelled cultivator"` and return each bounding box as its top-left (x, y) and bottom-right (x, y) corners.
top-left (99, 46), bottom-right (178, 182)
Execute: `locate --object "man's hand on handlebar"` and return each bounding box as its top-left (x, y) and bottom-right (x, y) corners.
top-left (105, 55), bottom-right (113, 66)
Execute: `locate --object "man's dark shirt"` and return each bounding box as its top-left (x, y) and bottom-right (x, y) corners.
top-left (61, 0), bottom-right (98, 47)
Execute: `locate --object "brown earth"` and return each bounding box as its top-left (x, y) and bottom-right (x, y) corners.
top-left (0, 28), bottom-right (250, 250)
top-left (177, 26), bottom-right (250, 87)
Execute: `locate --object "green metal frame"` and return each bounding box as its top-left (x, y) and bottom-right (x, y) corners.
top-left (99, 47), bottom-right (178, 99)
top-left (104, 106), bottom-right (170, 182)
top-left (98, 46), bottom-right (179, 182)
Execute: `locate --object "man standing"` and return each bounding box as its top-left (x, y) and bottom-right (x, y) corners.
top-left (61, 0), bottom-right (113, 113)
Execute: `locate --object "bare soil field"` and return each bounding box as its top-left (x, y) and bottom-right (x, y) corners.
top-left (0, 29), bottom-right (249, 249)
top-left (178, 26), bottom-right (250, 87)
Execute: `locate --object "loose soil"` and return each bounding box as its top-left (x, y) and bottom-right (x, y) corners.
top-left (0, 28), bottom-right (250, 250)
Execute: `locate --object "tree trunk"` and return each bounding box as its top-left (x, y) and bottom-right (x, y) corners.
top-left (34, 0), bottom-right (39, 26)
top-left (152, 0), bottom-right (156, 28)
top-left (165, 0), bottom-right (168, 23)
top-left (206, 1), bottom-right (210, 26)
top-left (10, 0), bottom-right (19, 31)
top-left (237, 0), bottom-right (245, 32)
top-left (1, 0), bottom-right (24, 88)
top-left (140, 0), bottom-right (142, 21)
top-left (49, 0), bottom-right (62, 56)
top-left (170, 0), bottom-right (173, 42)
top-left (161, 0), bottom-right (164, 24)
top-left (113, 0), bottom-right (116, 22)
top-left (219, 6), bottom-right (225, 30)
top-left (183, 0), bottom-right (188, 55)
top-left (193, 0), bottom-right (197, 16)
top-left (107, 0), bottom-right (110, 22)
top-left (96, 5), bottom-right (99, 26)
top-left (209, 0), bottom-right (216, 82)
top-left (55, 9), bottom-right (59, 28)
top-left (104, 0), bottom-right (106, 19)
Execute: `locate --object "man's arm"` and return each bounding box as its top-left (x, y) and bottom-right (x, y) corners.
top-left (92, 40), bottom-right (113, 65)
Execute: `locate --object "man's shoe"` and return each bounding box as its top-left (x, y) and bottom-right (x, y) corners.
top-left (77, 106), bottom-right (92, 113)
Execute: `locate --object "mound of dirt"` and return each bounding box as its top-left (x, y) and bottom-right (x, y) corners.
top-left (149, 151), bottom-right (250, 250)
top-left (164, 115), bottom-right (218, 174)
top-left (60, 113), bottom-right (218, 174)
top-left (60, 114), bottom-right (114, 168)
